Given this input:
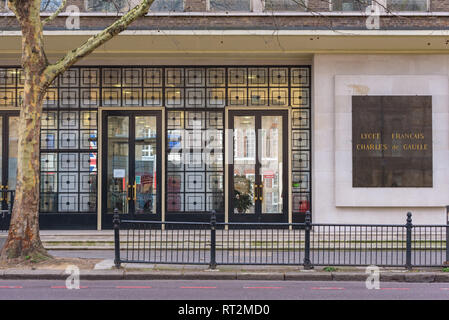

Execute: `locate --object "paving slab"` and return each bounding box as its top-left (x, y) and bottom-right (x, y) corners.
top-left (94, 259), bottom-right (116, 270)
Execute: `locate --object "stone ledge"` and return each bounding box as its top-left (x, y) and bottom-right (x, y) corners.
top-left (0, 269), bottom-right (447, 282)
top-left (404, 273), bottom-right (436, 283)
top-left (236, 273), bottom-right (285, 281)
top-left (285, 272), bottom-right (333, 281)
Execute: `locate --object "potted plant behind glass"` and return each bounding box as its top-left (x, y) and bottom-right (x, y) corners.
top-left (234, 190), bottom-right (253, 214)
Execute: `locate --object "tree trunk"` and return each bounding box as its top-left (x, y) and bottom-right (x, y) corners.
top-left (0, 78), bottom-right (50, 262)
top-left (0, 0), bottom-right (153, 264)
top-left (0, 0), bottom-right (50, 263)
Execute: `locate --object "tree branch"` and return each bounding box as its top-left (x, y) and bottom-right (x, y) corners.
top-left (42, 0), bottom-right (67, 26)
top-left (43, 0), bottom-right (154, 85)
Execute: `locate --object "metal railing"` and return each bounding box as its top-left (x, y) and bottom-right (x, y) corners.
top-left (0, 190), bottom-right (14, 232)
top-left (113, 210), bottom-right (449, 269)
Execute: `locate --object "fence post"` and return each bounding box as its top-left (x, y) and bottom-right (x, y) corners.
top-left (113, 208), bottom-right (121, 269)
top-left (303, 211), bottom-right (313, 270)
top-left (209, 210), bottom-right (217, 269)
top-left (446, 206), bottom-right (449, 266)
top-left (405, 212), bottom-right (413, 270)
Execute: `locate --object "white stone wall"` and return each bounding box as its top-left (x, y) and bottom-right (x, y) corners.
top-left (312, 54), bottom-right (449, 225)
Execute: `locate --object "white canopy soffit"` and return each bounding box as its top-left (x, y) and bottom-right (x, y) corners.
top-left (0, 30), bottom-right (449, 60)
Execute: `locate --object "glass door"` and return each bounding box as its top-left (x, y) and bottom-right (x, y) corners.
top-left (228, 110), bottom-right (288, 223)
top-left (0, 111), bottom-right (19, 212)
top-left (102, 110), bottom-right (161, 228)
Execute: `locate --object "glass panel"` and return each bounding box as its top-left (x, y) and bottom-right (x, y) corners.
top-left (107, 116), bottom-right (129, 214)
top-left (150, 0), bottom-right (184, 12)
top-left (135, 116), bottom-right (157, 214)
top-left (86, 0), bottom-right (133, 12)
top-left (40, 153), bottom-right (58, 213)
top-left (8, 116), bottom-right (18, 190)
top-left (40, 0), bottom-right (62, 12)
top-left (0, 118), bottom-right (2, 186)
top-left (210, 0), bottom-right (251, 11)
top-left (264, 0), bottom-right (307, 11)
top-left (387, 0), bottom-right (427, 11)
top-left (332, 0), bottom-right (371, 11)
top-left (233, 116), bottom-right (255, 214)
top-left (260, 116), bottom-right (283, 214)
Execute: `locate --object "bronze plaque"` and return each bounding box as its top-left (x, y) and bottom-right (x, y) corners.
top-left (352, 96), bottom-right (432, 188)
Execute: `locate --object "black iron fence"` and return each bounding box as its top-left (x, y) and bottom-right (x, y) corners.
top-left (0, 190), bottom-right (14, 232)
top-left (113, 210), bottom-right (449, 269)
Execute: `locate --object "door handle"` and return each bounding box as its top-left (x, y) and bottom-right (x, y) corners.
top-left (4, 185), bottom-right (9, 204)
top-left (133, 182), bottom-right (137, 201)
top-left (254, 184), bottom-right (258, 201)
top-left (127, 184), bottom-right (131, 201)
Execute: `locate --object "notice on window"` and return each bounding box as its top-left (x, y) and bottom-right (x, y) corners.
top-left (113, 169), bottom-right (126, 178)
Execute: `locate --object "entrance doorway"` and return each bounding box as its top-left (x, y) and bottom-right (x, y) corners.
top-left (101, 110), bottom-right (162, 228)
top-left (228, 110), bottom-right (288, 223)
top-left (0, 111), bottom-right (18, 214)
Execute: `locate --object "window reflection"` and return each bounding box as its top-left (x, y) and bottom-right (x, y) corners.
top-left (209, 0), bottom-right (251, 11)
top-left (40, 0), bottom-right (62, 12)
top-left (332, 0), bottom-right (371, 11)
top-left (150, 0), bottom-right (184, 11)
top-left (264, 0), bottom-right (307, 11)
top-left (387, 0), bottom-right (427, 11)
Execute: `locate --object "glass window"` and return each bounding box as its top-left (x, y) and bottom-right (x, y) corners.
top-left (387, 0), bottom-right (428, 11)
top-left (264, 0), bottom-right (307, 11)
top-left (209, 0), bottom-right (251, 11)
top-left (86, 0), bottom-right (128, 12)
top-left (150, 0), bottom-right (184, 11)
top-left (40, 0), bottom-right (62, 12)
top-left (332, 0), bottom-right (371, 11)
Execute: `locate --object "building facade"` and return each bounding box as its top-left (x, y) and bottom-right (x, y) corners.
top-left (0, 0), bottom-right (448, 229)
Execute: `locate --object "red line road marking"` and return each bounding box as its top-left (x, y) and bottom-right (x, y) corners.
top-left (180, 286), bottom-right (217, 289)
top-left (0, 286), bottom-right (22, 289)
top-left (243, 287), bottom-right (283, 289)
top-left (311, 287), bottom-right (345, 290)
top-left (116, 286), bottom-right (152, 289)
top-left (51, 286), bottom-right (88, 289)
top-left (380, 288), bottom-right (410, 290)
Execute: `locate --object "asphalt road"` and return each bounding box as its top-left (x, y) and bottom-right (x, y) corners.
top-left (0, 280), bottom-right (449, 300)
